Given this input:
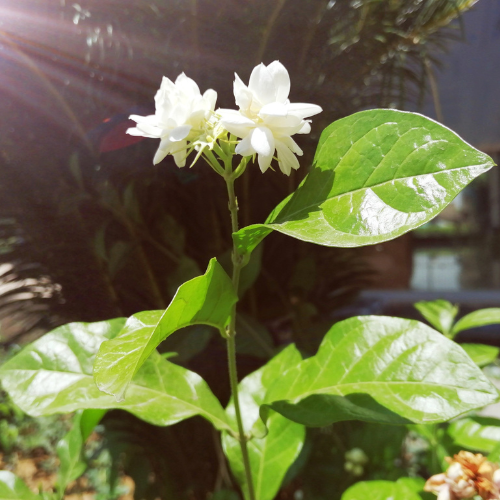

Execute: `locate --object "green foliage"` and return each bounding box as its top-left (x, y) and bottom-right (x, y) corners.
top-left (452, 308), bottom-right (500, 335)
top-left (0, 319), bottom-right (233, 432)
top-left (447, 416), bottom-right (500, 454)
top-left (461, 344), bottom-right (500, 367)
top-left (56, 412), bottom-right (87, 497)
top-left (341, 477), bottom-right (426, 500)
top-left (414, 300), bottom-right (500, 367)
top-left (264, 316), bottom-right (498, 426)
top-left (414, 300), bottom-right (458, 336)
top-left (233, 110), bottom-right (494, 256)
top-left (222, 346), bottom-right (305, 500)
top-left (94, 258), bottom-right (237, 400)
top-left (0, 471), bottom-right (40, 500)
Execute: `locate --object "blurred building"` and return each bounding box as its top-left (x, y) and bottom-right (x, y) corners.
top-left (360, 0), bottom-right (500, 324)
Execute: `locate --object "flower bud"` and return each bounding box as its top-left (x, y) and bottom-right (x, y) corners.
top-left (345, 447), bottom-right (369, 465)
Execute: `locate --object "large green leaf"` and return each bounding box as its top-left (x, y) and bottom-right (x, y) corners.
top-left (0, 319), bottom-right (233, 433)
top-left (414, 299), bottom-right (458, 336)
top-left (222, 346), bottom-right (305, 500)
top-left (94, 258), bottom-right (237, 400)
top-left (233, 110), bottom-right (494, 256)
top-left (0, 472), bottom-right (40, 500)
top-left (341, 478), bottom-right (424, 500)
top-left (447, 416), bottom-right (500, 453)
top-left (264, 316), bottom-right (498, 426)
top-left (461, 343), bottom-right (499, 367)
top-left (452, 308), bottom-right (500, 335)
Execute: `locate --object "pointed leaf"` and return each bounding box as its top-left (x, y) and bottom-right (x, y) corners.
top-left (0, 319), bottom-right (233, 433)
top-left (56, 412), bottom-right (86, 492)
top-left (448, 416), bottom-right (500, 453)
top-left (222, 346), bottom-right (305, 500)
top-left (94, 258), bottom-right (237, 400)
top-left (80, 409), bottom-right (107, 441)
top-left (452, 308), bottom-right (500, 335)
top-left (461, 343), bottom-right (499, 367)
top-left (414, 299), bottom-right (458, 336)
top-left (233, 109), bottom-right (494, 256)
top-left (0, 472), bottom-right (40, 500)
top-left (264, 316), bottom-right (498, 426)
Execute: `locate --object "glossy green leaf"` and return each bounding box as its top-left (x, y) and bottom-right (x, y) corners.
top-left (264, 316), bottom-right (498, 426)
top-left (222, 346), bottom-right (305, 500)
top-left (233, 109), bottom-right (494, 256)
top-left (0, 319), bottom-right (233, 433)
top-left (341, 478), bottom-right (423, 500)
top-left (461, 343), bottom-right (499, 367)
top-left (0, 471), bottom-right (40, 500)
top-left (448, 416), bottom-right (500, 453)
top-left (452, 308), bottom-right (500, 335)
top-left (94, 258), bottom-right (237, 400)
top-left (56, 412), bottom-right (86, 494)
top-left (414, 299), bottom-right (458, 336)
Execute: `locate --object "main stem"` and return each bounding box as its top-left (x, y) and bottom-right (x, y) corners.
top-left (225, 174), bottom-right (257, 500)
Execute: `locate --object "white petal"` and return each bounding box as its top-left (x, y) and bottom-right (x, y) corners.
top-left (175, 73), bottom-right (200, 97)
top-left (129, 114), bottom-right (157, 124)
top-left (159, 76), bottom-right (176, 94)
top-left (219, 110), bottom-right (256, 138)
top-left (297, 121), bottom-right (311, 134)
top-left (279, 135), bottom-right (303, 155)
top-left (203, 89), bottom-right (217, 111)
top-left (235, 134), bottom-right (255, 156)
top-left (262, 114), bottom-right (302, 129)
top-left (276, 139), bottom-right (300, 175)
top-left (169, 124), bottom-right (192, 142)
top-left (436, 486), bottom-right (452, 500)
top-left (251, 126), bottom-right (275, 157)
top-left (286, 103), bottom-right (322, 119)
top-left (126, 126), bottom-right (143, 136)
top-left (171, 140), bottom-right (188, 167)
top-left (493, 468), bottom-right (500, 488)
top-left (234, 74), bottom-right (252, 110)
top-left (267, 61), bottom-right (290, 102)
top-left (257, 152), bottom-right (273, 173)
top-left (128, 116), bottom-right (163, 138)
top-left (248, 63), bottom-right (276, 105)
top-left (153, 138), bottom-right (172, 165)
top-left (170, 103), bottom-right (190, 125)
top-left (126, 126), bottom-right (158, 139)
top-left (259, 102), bottom-right (288, 117)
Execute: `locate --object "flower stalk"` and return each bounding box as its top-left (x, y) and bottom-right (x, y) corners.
top-left (223, 162), bottom-right (257, 500)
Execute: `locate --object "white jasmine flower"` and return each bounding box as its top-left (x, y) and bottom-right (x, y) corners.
top-left (218, 61), bottom-right (322, 175)
top-left (127, 73), bottom-right (217, 167)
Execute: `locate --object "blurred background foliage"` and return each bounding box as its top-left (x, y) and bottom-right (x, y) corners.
top-left (0, 0), bottom-right (484, 498)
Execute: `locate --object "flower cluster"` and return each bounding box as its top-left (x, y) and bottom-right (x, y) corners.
top-left (425, 451), bottom-right (500, 500)
top-left (127, 73), bottom-right (217, 167)
top-left (127, 61), bottom-right (322, 175)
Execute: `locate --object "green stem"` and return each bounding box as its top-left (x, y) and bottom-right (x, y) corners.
top-left (224, 171), bottom-right (257, 500)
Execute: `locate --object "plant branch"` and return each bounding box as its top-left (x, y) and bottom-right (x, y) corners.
top-left (224, 168), bottom-right (256, 500)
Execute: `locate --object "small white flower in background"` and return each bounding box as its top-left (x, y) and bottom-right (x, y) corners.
top-left (218, 61), bottom-right (322, 175)
top-left (127, 73), bottom-right (217, 167)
